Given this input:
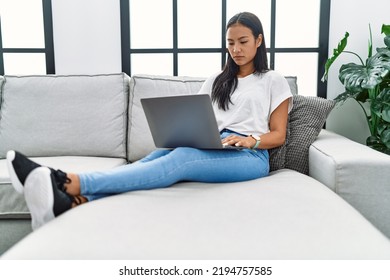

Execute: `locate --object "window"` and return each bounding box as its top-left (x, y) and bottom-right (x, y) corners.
top-left (121, 0), bottom-right (331, 97)
top-left (0, 0), bottom-right (55, 75)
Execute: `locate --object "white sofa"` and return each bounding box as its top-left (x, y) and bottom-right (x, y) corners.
top-left (0, 73), bottom-right (389, 259)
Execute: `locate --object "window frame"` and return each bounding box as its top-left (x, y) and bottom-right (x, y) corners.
top-left (0, 0), bottom-right (55, 75)
top-left (120, 0), bottom-right (331, 98)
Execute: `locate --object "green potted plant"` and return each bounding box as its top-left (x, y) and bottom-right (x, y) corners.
top-left (322, 24), bottom-right (390, 154)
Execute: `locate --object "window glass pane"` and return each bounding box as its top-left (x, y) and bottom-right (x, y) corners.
top-left (3, 53), bottom-right (46, 75)
top-left (275, 0), bottom-right (320, 47)
top-left (178, 53), bottom-right (221, 77)
top-left (267, 53), bottom-right (270, 68)
top-left (0, 0), bottom-right (45, 48)
top-left (177, 0), bottom-right (221, 48)
top-left (131, 53), bottom-right (173, 76)
top-left (274, 53), bottom-right (318, 96)
top-left (227, 0), bottom-right (271, 46)
top-left (130, 0), bottom-right (172, 49)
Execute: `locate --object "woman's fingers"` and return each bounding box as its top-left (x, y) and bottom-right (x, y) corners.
top-left (222, 135), bottom-right (246, 147)
top-left (222, 135), bottom-right (256, 149)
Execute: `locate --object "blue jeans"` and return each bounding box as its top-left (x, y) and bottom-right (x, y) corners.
top-left (79, 131), bottom-right (269, 201)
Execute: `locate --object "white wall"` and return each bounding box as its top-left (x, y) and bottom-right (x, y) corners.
top-left (326, 0), bottom-right (389, 143)
top-left (52, 0), bottom-right (121, 74)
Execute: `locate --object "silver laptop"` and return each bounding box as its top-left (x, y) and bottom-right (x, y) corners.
top-left (141, 94), bottom-right (242, 149)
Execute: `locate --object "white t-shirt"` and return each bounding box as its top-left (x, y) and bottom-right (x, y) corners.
top-left (198, 70), bottom-right (293, 136)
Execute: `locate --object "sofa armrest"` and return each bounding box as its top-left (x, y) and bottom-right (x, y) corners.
top-left (309, 129), bottom-right (390, 238)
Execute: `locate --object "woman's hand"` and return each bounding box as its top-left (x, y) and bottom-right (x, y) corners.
top-left (222, 135), bottom-right (256, 149)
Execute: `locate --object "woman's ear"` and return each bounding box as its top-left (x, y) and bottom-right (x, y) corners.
top-left (257, 34), bottom-right (263, 47)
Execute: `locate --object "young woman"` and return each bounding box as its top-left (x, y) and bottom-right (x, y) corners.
top-left (7, 12), bottom-right (292, 230)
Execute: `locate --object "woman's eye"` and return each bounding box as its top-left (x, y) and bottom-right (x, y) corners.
top-left (227, 41), bottom-right (248, 46)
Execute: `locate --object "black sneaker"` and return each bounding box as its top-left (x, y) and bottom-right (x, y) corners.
top-left (6, 150), bottom-right (42, 194)
top-left (7, 150), bottom-right (72, 194)
top-left (24, 166), bottom-right (77, 230)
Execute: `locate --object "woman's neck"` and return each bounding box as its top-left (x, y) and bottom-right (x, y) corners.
top-left (237, 65), bottom-right (255, 78)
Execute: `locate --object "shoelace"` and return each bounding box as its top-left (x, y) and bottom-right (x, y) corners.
top-left (51, 169), bottom-right (71, 192)
top-left (51, 169), bottom-right (83, 205)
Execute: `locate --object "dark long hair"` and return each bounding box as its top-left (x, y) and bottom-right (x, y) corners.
top-left (212, 12), bottom-right (269, 110)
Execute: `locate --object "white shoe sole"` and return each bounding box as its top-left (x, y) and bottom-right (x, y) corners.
top-left (24, 167), bottom-right (55, 231)
top-left (6, 150), bottom-right (25, 194)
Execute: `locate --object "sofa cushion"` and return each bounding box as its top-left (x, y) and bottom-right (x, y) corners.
top-left (128, 74), bottom-right (206, 162)
top-left (269, 95), bottom-right (336, 173)
top-left (285, 76), bottom-right (298, 95)
top-left (284, 95), bottom-right (336, 174)
top-left (0, 76), bottom-right (4, 106)
top-left (0, 75), bottom-right (4, 93)
top-left (0, 73), bottom-right (130, 158)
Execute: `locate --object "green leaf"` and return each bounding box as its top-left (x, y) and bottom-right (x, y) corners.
top-left (368, 119), bottom-right (390, 153)
top-left (378, 120), bottom-right (390, 136)
top-left (322, 32), bottom-right (349, 82)
top-left (339, 63), bottom-right (373, 91)
top-left (385, 35), bottom-right (390, 48)
top-left (377, 47), bottom-right (390, 57)
top-left (368, 24), bottom-right (373, 58)
top-left (372, 88), bottom-right (390, 121)
top-left (381, 92), bottom-right (390, 122)
top-left (381, 25), bottom-right (390, 48)
top-left (339, 52), bottom-right (390, 91)
top-left (381, 128), bottom-right (390, 149)
top-left (382, 24), bottom-right (390, 36)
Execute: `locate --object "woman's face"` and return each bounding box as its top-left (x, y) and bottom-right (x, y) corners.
top-left (226, 23), bottom-right (262, 70)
